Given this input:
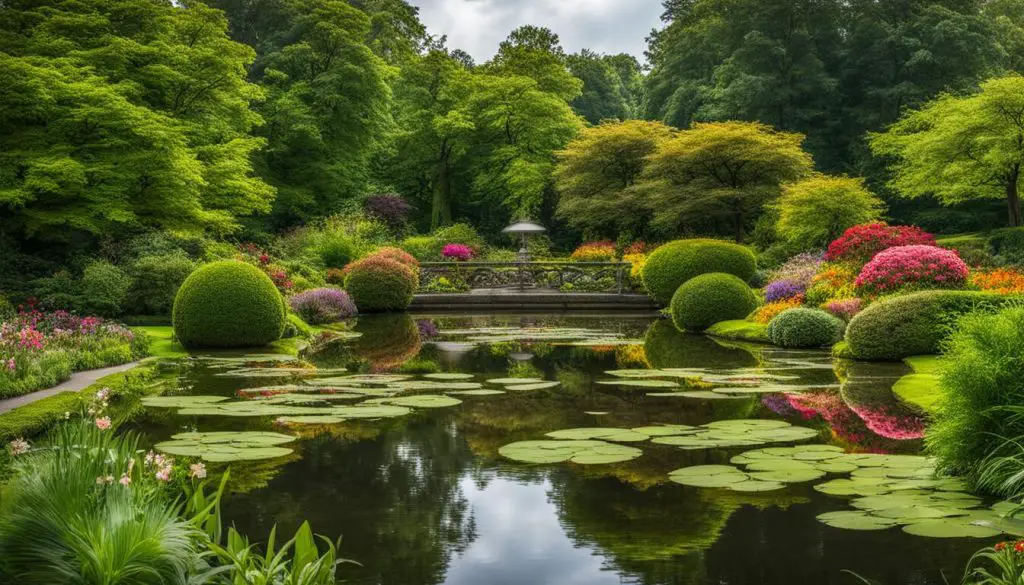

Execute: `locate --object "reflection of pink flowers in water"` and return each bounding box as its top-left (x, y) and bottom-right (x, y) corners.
top-left (846, 403), bottom-right (925, 440)
top-left (762, 391), bottom-right (898, 454)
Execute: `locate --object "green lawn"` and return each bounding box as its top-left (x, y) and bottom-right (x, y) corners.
top-left (705, 320), bottom-right (770, 343)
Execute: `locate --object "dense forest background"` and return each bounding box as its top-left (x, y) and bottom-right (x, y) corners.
top-left (3, 0), bottom-right (1023, 274)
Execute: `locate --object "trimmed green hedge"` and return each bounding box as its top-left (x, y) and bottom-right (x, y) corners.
top-left (670, 273), bottom-right (758, 332)
top-left (845, 290), bottom-right (1019, 360)
top-left (642, 239), bottom-right (757, 306)
top-left (172, 261), bottom-right (287, 348)
top-left (767, 308), bottom-right (845, 348)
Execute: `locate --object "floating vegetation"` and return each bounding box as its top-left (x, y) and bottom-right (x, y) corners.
top-left (155, 431), bottom-right (296, 462)
top-left (498, 440), bottom-right (643, 465)
top-left (388, 380), bottom-right (483, 391)
top-left (545, 425), bottom-right (699, 443)
top-left (447, 389), bottom-right (506, 396)
top-left (646, 391), bottom-right (747, 400)
top-left (668, 465), bottom-right (785, 492)
top-left (596, 379), bottom-right (679, 389)
top-left (422, 373), bottom-right (475, 380)
top-left (377, 395), bottom-right (463, 408)
top-left (488, 378), bottom-right (545, 385)
top-left (651, 420), bottom-right (819, 450)
top-left (503, 381), bottom-right (560, 391)
top-left (141, 396), bottom-right (229, 408)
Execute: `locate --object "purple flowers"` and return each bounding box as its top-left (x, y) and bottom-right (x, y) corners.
top-left (442, 244), bottom-right (474, 261)
top-left (764, 279), bottom-right (806, 302)
top-left (289, 288), bottom-right (357, 325)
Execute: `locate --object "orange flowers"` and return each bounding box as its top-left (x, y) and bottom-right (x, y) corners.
top-left (970, 268), bottom-right (1024, 295)
top-left (751, 298), bottom-right (804, 324)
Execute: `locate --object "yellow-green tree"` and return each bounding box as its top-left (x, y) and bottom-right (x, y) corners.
top-left (775, 175), bottom-right (884, 250)
top-left (553, 120), bottom-right (675, 239)
top-left (633, 122), bottom-right (814, 242)
top-left (870, 75), bottom-right (1024, 227)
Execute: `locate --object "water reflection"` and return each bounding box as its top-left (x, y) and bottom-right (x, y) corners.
top-left (131, 314), bottom-right (970, 585)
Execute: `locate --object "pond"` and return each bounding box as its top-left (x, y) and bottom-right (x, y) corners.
top-left (130, 314), bottom-right (994, 585)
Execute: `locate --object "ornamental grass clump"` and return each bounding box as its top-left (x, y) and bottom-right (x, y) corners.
top-left (289, 288), bottom-right (357, 325)
top-left (344, 256), bottom-right (418, 313)
top-left (825, 223), bottom-right (936, 263)
top-left (927, 307), bottom-right (1024, 494)
top-left (669, 273), bottom-right (759, 331)
top-left (766, 308), bottom-right (845, 348)
top-left (855, 245), bottom-right (969, 295)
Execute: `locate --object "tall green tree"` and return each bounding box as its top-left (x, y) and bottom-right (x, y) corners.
top-left (870, 75), bottom-right (1024, 227)
top-left (0, 0), bottom-right (272, 240)
top-left (254, 0), bottom-right (393, 225)
top-left (633, 121), bottom-right (813, 242)
top-left (554, 120), bottom-right (675, 239)
top-left (566, 50), bottom-right (632, 124)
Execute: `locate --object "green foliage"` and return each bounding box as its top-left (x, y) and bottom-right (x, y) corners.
top-left (0, 0), bottom-right (273, 241)
top-left (401, 236), bottom-right (442, 261)
top-left (126, 253), bottom-right (195, 316)
top-left (0, 423), bottom-right (200, 585)
top-left (774, 176), bottom-right (885, 250)
top-left (344, 258), bottom-right (417, 312)
top-left (870, 75), bottom-right (1024, 227)
top-left (434, 223), bottom-right (485, 252)
top-left (316, 233), bottom-right (357, 269)
top-left (845, 290), bottom-right (1019, 360)
top-left (927, 307), bottom-right (1024, 491)
top-left (77, 261), bottom-right (132, 317)
top-left (669, 273), bottom-right (759, 332)
top-left (705, 320), bottom-right (770, 343)
top-left (172, 261), bottom-right (286, 348)
top-left (554, 120), bottom-right (674, 240)
top-left (566, 50), bottom-right (636, 124)
top-left (989, 228), bottom-right (1024, 265)
top-left (0, 295), bottom-right (12, 321)
top-left (642, 239), bottom-right (757, 306)
top-left (766, 308), bottom-right (845, 348)
top-left (632, 122), bottom-right (814, 242)
top-left (207, 522), bottom-right (348, 585)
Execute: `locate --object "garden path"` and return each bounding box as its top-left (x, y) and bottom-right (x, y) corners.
top-left (0, 362), bottom-right (141, 414)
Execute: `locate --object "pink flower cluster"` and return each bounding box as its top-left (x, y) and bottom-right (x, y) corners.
top-left (442, 243), bottom-right (474, 261)
top-left (855, 245), bottom-right (969, 295)
top-left (145, 451), bottom-right (175, 482)
top-left (825, 223), bottom-right (936, 263)
top-left (824, 298), bottom-right (863, 321)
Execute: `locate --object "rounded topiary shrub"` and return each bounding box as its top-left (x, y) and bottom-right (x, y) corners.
top-left (642, 239), bottom-right (757, 306)
top-left (669, 272), bottom-right (759, 332)
top-left (172, 261), bottom-right (286, 348)
top-left (344, 256), bottom-right (417, 312)
top-left (844, 290), bottom-right (1018, 360)
top-left (766, 308), bottom-right (845, 348)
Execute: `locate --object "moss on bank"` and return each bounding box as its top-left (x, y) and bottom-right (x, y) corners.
top-left (892, 355), bottom-right (943, 415)
top-left (705, 320), bottom-right (770, 343)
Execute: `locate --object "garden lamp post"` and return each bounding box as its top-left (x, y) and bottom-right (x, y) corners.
top-left (502, 219), bottom-right (546, 262)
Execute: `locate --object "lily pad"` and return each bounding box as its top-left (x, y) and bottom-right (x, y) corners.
top-left (422, 373), bottom-right (475, 380)
top-left (647, 391), bottom-right (746, 400)
top-left (381, 395), bottom-right (463, 409)
top-left (545, 428), bottom-right (651, 443)
top-left (447, 389), bottom-right (506, 396)
top-left (503, 381), bottom-right (560, 391)
top-left (902, 519), bottom-right (1002, 538)
top-left (141, 396), bottom-right (229, 408)
top-left (499, 440), bottom-right (642, 465)
top-left (488, 378), bottom-right (545, 385)
top-left (155, 431), bottom-right (296, 462)
top-left (276, 415), bottom-right (347, 425)
top-left (817, 511), bottom-right (898, 531)
top-left (596, 379), bottom-right (679, 388)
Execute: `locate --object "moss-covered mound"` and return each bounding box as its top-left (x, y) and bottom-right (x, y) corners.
top-left (670, 273), bottom-right (758, 332)
top-left (642, 239), bottom-right (757, 306)
top-left (845, 290), bottom-right (1019, 360)
top-left (766, 308), bottom-right (845, 348)
top-left (172, 261), bottom-right (286, 348)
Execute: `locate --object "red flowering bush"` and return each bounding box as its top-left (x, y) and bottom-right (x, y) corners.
top-left (825, 223), bottom-right (936, 263)
top-left (855, 245), bottom-right (969, 295)
top-left (570, 241), bottom-right (616, 262)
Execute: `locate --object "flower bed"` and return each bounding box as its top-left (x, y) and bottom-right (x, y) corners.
top-left (825, 223), bottom-right (935, 263)
top-left (570, 241), bottom-right (617, 262)
top-left (0, 307), bottom-right (147, 398)
top-left (970, 268), bottom-right (1024, 295)
top-left (854, 245), bottom-right (969, 295)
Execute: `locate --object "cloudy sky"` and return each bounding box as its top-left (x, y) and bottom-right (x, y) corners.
top-left (409, 0), bottom-right (665, 63)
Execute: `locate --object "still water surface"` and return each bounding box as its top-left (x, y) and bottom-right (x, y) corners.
top-left (131, 314), bottom-right (987, 585)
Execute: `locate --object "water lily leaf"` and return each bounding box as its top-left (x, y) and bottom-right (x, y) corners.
top-left (902, 520), bottom-right (1002, 538)
top-left (668, 465), bottom-right (749, 488)
top-left (597, 379), bottom-right (679, 388)
top-left (422, 373), bottom-right (475, 380)
top-left (818, 511), bottom-right (898, 531)
top-left (275, 416), bottom-right (347, 424)
top-left (727, 479), bottom-right (787, 492)
top-left (388, 381), bottom-right (483, 391)
top-left (447, 389), bottom-right (506, 396)
top-left (330, 404), bottom-right (413, 418)
top-left (499, 440), bottom-right (642, 465)
top-left (873, 506), bottom-right (961, 521)
top-left (156, 431), bottom-right (296, 462)
top-left (381, 395), bottom-right (463, 409)
top-left (585, 411), bottom-right (609, 415)
top-left (747, 469), bottom-right (826, 483)
top-left (630, 425), bottom-right (699, 437)
top-left (504, 381), bottom-right (560, 391)
top-left (141, 396), bottom-right (229, 408)
top-left (488, 378), bottom-right (545, 385)
top-left (545, 428), bottom-right (651, 442)
top-left (704, 420), bottom-right (792, 431)
top-left (814, 479), bottom-right (893, 497)
top-left (178, 403), bottom-right (339, 417)
top-left (647, 391), bottom-right (746, 400)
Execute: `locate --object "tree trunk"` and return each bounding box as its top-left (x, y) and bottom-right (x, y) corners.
top-left (1008, 165), bottom-right (1022, 228)
top-left (733, 208), bottom-right (745, 244)
top-left (431, 160), bottom-right (453, 229)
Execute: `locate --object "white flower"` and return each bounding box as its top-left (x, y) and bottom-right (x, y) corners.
top-left (189, 463), bottom-right (207, 479)
top-left (8, 438), bottom-right (30, 456)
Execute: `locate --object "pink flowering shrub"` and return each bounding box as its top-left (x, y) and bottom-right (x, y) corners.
top-left (0, 306), bottom-right (146, 398)
top-left (824, 298), bottom-right (863, 321)
top-left (855, 245), bottom-right (969, 295)
top-left (825, 223), bottom-right (936, 263)
top-left (442, 243), bottom-right (475, 261)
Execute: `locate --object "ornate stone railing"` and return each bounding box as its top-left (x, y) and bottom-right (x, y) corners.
top-left (417, 261), bottom-right (635, 294)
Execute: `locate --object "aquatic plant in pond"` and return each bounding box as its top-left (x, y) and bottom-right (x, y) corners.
top-left (155, 431), bottom-right (297, 462)
top-left (498, 440), bottom-right (643, 464)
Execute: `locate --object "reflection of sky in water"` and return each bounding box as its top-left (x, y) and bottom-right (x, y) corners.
top-left (444, 474), bottom-right (620, 585)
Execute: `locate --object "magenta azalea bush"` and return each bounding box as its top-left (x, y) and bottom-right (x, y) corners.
top-left (855, 245), bottom-right (969, 295)
top-left (442, 243), bottom-right (474, 261)
top-left (289, 287), bottom-right (357, 325)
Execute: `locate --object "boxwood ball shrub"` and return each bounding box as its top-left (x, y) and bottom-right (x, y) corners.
top-left (344, 256), bottom-right (417, 312)
top-left (669, 273), bottom-right (758, 332)
top-left (844, 290), bottom-right (1017, 360)
top-left (642, 239), bottom-right (757, 306)
top-left (766, 308), bottom-right (845, 348)
top-left (172, 261), bottom-right (286, 348)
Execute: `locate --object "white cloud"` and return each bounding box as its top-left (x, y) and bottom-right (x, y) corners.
top-left (410, 0), bottom-right (664, 63)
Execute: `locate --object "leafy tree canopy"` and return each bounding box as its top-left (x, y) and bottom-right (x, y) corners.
top-left (774, 175), bottom-right (885, 250)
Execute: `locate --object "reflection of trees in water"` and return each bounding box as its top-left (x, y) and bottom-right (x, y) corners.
top-left (221, 415), bottom-right (477, 585)
top-left (644, 320), bottom-right (759, 370)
